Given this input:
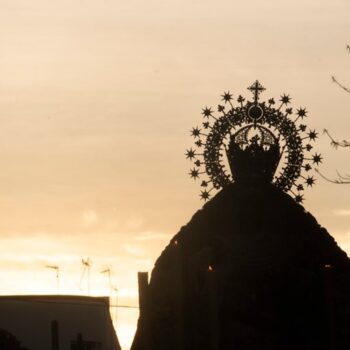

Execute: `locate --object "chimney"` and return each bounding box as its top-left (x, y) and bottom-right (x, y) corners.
top-left (51, 320), bottom-right (59, 350)
top-left (138, 272), bottom-right (149, 317)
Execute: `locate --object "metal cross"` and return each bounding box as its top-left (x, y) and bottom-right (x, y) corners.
top-left (248, 80), bottom-right (265, 104)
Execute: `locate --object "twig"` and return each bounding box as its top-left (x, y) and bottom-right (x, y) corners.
top-left (315, 169), bottom-right (350, 184)
top-left (331, 45), bottom-right (350, 94)
top-left (323, 129), bottom-right (350, 148)
top-left (331, 76), bottom-right (350, 94)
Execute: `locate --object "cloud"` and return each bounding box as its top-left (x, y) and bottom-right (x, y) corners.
top-left (125, 217), bottom-right (144, 230)
top-left (133, 232), bottom-right (170, 241)
top-left (333, 209), bottom-right (350, 216)
top-left (123, 244), bottom-right (145, 256)
top-left (81, 210), bottom-right (98, 227)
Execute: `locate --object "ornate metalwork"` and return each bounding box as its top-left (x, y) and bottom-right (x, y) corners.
top-left (186, 81), bottom-right (322, 203)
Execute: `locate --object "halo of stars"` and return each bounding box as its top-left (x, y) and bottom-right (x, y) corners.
top-left (186, 80), bottom-right (322, 203)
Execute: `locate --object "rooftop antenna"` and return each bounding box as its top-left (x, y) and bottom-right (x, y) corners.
top-left (101, 268), bottom-right (119, 323)
top-left (100, 268), bottom-right (112, 292)
top-left (112, 285), bottom-right (119, 324)
top-left (81, 258), bottom-right (92, 296)
top-left (46, 265), bottom-right (60, 294)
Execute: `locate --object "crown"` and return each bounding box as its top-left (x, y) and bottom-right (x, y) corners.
top-left (227, 125), bottom-right (280, 184)
top-left (186, 81), bottom-right (322, 203)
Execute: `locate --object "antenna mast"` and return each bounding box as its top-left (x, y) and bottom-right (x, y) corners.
top-left (101, 267), bottom-right (112, 292)
top-left (101, 268), bottom-right (119, 323)
top-left (46, 265), bottom-right (60, 294)
top-left (81, 258), bottom-right (92, 295)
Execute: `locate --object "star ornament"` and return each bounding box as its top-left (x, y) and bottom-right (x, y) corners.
top-left (221, 91), bottom-right (233, 103)
top-left (305, 176), bottom-right (316, 187)
top-left (189, 168), bottom-right (200, 179)
top-left (191, 127), bottom-right (201, 138)
top-left (201, 107), bottom-right (213, 118)
top-left (280, 94), bottom-right (291, 104)
top-left (185, 148), bottom-right (196, 160)
top-left (295, 194), bottom-right (304, 204)
top-left (312, 153), bottom-right (322, 165)
top-left (297, 107), bottom-right (308, 118)
top-left (200, 190), bottom-right (210, 200)
top-left (308, 130), bottom-right (318, 141)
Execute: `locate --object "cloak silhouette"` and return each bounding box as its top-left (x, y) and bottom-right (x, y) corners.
top-left (131, 183), bottom-right (350, 350)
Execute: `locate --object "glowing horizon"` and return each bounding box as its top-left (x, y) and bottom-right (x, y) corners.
top-left (1, 0), bottom-right (350, 349)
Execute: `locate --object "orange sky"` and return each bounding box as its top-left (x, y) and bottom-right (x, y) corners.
top-left (0, 0), bottom-right (350, 348)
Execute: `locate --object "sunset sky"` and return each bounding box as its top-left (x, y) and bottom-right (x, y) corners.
top-left (0, 0), bottom-right (350, 348)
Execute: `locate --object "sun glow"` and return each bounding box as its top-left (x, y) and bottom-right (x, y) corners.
top-left (0, 231), bottom-right (170, 349)
top-left (1, 0), bottom-right (350, 349)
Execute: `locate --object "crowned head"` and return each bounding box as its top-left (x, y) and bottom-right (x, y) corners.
top-left (227, 125), bottom-right (280, 184)
top-left (187, 81), bottom-right (322, 203)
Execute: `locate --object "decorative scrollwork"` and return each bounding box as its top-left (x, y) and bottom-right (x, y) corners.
top-left (186, 81), bottom-right (322, 203)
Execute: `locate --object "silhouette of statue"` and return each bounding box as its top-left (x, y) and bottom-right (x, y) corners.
top-left (131, 82), bottom-right (350, 350)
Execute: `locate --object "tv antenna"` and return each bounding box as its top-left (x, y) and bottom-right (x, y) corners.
top-left (101, 267), bottom-right (119, 323)
top-left (46, 265), bottom-right (60, 294)
top-left (80, 258), bottom-right (92, 295)
top-left (100, 268), bottom-right (112, 292)
top-left (112, 285), bottom-right (119, 323)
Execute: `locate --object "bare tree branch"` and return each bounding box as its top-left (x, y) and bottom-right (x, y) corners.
top-left (331, 45), bottom-right (350, 94)
top-left (315, 169), bottom-right (350, 184)
top-left (331, 76), bottom-right (350, 94)
top-left (323, 129), bottom-right (350, 148)
top-left (336, 170), bottom-right (350, 180)
top-left (321, 45), bottom-right (350, 184)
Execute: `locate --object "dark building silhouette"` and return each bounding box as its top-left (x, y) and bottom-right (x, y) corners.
top-left (131, 82), bottom-right (350, 350)
top-left (0, 328), bottom-right (30, 350)
top-left (0, 295), bottom-right (120, 350)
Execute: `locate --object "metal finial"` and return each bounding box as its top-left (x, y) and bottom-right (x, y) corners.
top-left (247, 80), bottom-right (265, 104)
